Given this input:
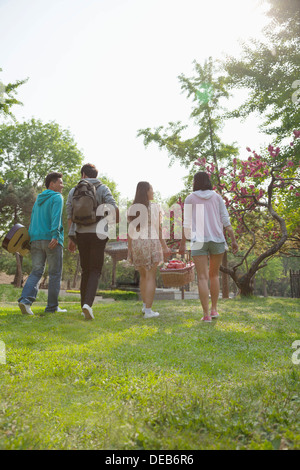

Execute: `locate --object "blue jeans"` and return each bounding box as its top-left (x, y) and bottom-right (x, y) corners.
top-left (18, 240), bottom-right (63, 312)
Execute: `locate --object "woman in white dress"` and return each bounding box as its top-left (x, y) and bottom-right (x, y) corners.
top-left (127, 182), bottom-right (171, 318)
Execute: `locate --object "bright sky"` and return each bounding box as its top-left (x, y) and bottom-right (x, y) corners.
top-left (0, 0), bottom-right (270, 201)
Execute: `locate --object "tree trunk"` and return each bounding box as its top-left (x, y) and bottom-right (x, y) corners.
top-left (221, 251), bottom-right (229, 299)
top-left (263, 278), bottom-right (268, 297)
top-left (238, 276), bottom-right (255, 297)
top-left (14, 253), bottom-right (23, 287)
top-left (111, 256), bottom-right (117, 289)
top-left (252, 275), bottom-right (256, 295)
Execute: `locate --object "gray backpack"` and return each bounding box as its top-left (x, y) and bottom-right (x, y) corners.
top-left (71, 180), bottom-right (101, 225)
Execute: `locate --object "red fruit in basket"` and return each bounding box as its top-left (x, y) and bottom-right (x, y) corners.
top-left (167, 260), bottom-right (185, 269)
top-left (167, 260), bottom-right (176, 267)
top-left (177, 261), bottom-right (185, 268)
top-left (167, 262), bottom-right (177, 269)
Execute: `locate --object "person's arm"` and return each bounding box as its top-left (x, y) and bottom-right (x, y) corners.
top-left (49, 194), bottom-right (63, 249)
top-left (48, 238), bottom-right (59, 249)
top-left (100, 185), bottom-right (120, 224)
top-left (159, 233), bottom-right (172, 261)
top-left (66, 188), bottom-right (74, 221)
top-left (158, 206), bottom-right (171, 261)
top-left (179, 199), bottom-right (191, 255)
top-left (127, 233), bottom-right (133, 263)
top-left (67, 218), bottom-right (77, 253)
top-left (179, 229), bottom-right (188, 256)
top-left (66, 189), bottom-right (77, 253)
top-left (224, 225), bottom-right (238, 254)
top-left (219, 196), bottom-right (238, 254)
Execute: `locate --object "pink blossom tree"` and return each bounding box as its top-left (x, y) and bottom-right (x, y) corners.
top-left (138, 58), bottom-right (299, 296)
top-left (193, 131), bottom-right (300, 296)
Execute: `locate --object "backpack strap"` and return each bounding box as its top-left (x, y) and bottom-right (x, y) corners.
top-left (94, 181), bottom-right (101, 190)
top-left (93, 181), bottom-right (102, 204)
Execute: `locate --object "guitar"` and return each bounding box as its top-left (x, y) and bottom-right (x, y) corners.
top-left (2, 224), bottom-right (30, 256)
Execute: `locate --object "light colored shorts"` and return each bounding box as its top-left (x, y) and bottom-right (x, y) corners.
top-left (191, 241), bottom-right (226, 257)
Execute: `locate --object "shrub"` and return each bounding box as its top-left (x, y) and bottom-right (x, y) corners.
top-left (66, 289), bottom-right (139, 300)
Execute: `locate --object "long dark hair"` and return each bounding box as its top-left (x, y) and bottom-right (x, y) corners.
top-left (193, 171), bottom-right (213, 191)
top-left (128, 181), bottom-right (151, 222)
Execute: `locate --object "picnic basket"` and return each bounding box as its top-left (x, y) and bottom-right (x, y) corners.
top-left (160, 252), bottom-right (195, 288)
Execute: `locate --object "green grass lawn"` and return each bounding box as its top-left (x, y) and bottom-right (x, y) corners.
top-left (0, 284), bottom-right (299, 450)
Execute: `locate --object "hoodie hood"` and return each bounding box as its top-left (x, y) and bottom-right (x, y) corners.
top-left (37, 189), bottom-right (61, 206)
top-left (193, 190), bottom-right (215, 199)
top-left (82, 177), bottom-right (101, 185)
top-left (29, 189), bottom-right (64, 246)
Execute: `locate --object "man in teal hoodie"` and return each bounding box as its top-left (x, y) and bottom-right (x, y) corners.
top-left (18, 172), bottom-right (66, 315)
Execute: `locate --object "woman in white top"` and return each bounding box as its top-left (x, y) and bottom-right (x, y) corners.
top-left (179, 172), bottom-right (238, 322)
top-left (127, 182), bottom-right (171, 318)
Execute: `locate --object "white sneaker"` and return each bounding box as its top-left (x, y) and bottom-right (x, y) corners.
top-left (18, 302), bottom-right (34, 315)
top-left (55, 306), bottom-right (67, 313)
top-left (82, 304), bottom-right (94, 320)
top-left (144, 310), bottom-right (160, 318)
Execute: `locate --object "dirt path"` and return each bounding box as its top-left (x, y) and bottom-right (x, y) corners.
top-left (0, 273), bottom-right (14, 284)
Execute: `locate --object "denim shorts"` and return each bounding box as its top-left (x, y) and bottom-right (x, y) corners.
top-left (191, 241), bottom-right (226, 256)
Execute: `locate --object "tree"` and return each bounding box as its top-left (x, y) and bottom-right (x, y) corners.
top-left (137, 57), bottom-right (300, 296)
top-left (0, 119), bottom-right (84, 285)
top-left (265, 0), bottom-right (300, 23)
top-left (138, 58), bottom-right (239, 297)
top-left (0, 179), bottom-right (36, 287)
top-left (0, 68), bottom-right (27, 121)
top-left (223, 0), bottom-right (300, 142)
top-left (252, 256), bottom-right (285, 297)
top-left (0, 68), bottom-right (27, 186)
top-left (138, 58), bottom-right (238, 171)
top-left (0, 118), bottom-right (84, 234)
top-left (194, 133), bottom-right (300, 296)
top-left (0, 180), bottom-right (36, 234)
top-left (214, 0), bottom-right (300, 294)
top-left (0, 118), bottom-right (84, 186)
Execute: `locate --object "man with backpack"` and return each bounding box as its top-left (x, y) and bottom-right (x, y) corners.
top-left (67, 163), bottom-right (119, 320)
